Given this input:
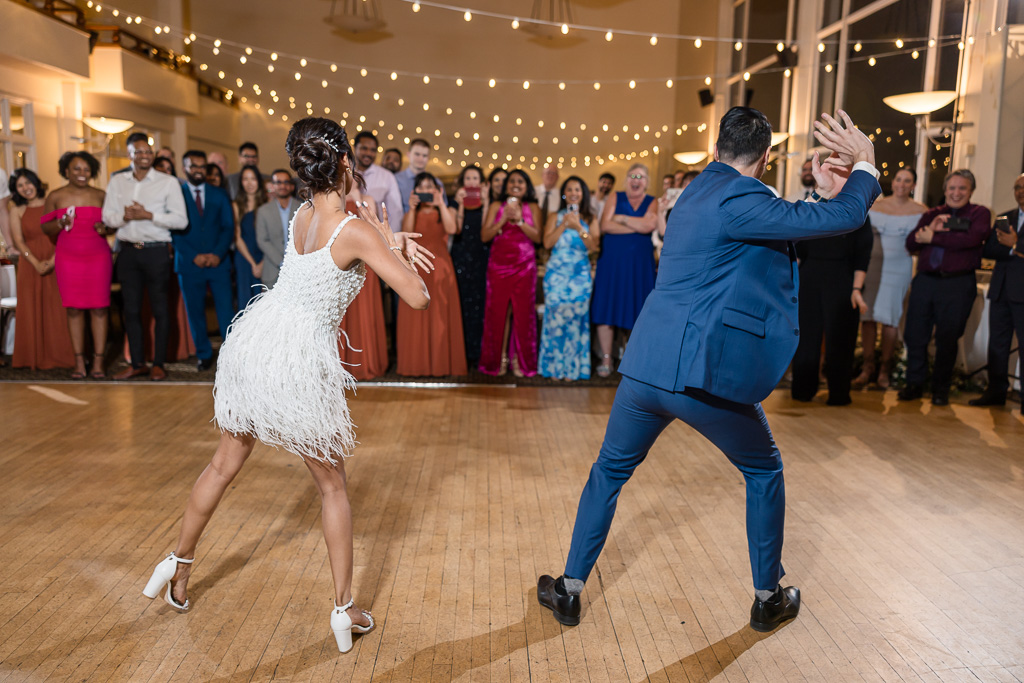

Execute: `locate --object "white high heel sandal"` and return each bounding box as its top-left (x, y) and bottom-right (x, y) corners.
top-left (143, 552), bottom-right (194, 611)
top-left (330, 600), bottom-right (375, 653)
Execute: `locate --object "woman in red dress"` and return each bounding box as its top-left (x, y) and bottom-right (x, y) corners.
top-left (41, 152), bottom-right (111, 379)
top-left (339, 189), bottom-right (388, 379)
top-left (396, 173), bottom-right (467, 376)
top-left (7, 169), bottom-right (75, 369)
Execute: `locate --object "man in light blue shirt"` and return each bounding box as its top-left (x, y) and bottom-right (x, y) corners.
top-left (395, 138), bottom-right (447, 214)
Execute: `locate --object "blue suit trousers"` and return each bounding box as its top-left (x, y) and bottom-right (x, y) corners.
top-left (178, 263), bottom-right (235, 361)
top-left (564, 375), bottom-right (786, 591)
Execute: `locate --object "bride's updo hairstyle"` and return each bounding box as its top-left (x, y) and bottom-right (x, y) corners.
top-left (285, 117), bottom-right (362, 201)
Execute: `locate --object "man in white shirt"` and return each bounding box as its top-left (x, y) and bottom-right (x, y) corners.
top-left (395, 138), bottom-right (447, 214)
top-left (785, 158), bottom-right (816, 202)
top-left (537, 164), bottom-right (560, 225)
top-left (0, 166), bottom-right (13, 258)
top-left (101, 132), bottom-right (189, 381)
top-left (353, 131), bottom-right (404, 228)
top-left (590, 172), bottom-right (615, 219)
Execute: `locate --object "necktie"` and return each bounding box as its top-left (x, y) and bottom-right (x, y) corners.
top-left (195, 188), bottom-right (204, 217)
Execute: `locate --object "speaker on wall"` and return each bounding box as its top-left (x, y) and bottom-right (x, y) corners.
top-left (698, 89), bottom-right (714, 107)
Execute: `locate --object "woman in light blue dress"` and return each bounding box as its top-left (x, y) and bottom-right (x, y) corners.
top-left (539, 177), bottom-right (599, 380)
top-left (855, 167), bottom-right (928, 388)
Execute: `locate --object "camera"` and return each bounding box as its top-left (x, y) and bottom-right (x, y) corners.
top-left (945, 215), bottom-right (971, 232)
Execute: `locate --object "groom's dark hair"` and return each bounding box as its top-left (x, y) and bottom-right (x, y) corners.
top-left (716, 106), bottom-right (772, 165)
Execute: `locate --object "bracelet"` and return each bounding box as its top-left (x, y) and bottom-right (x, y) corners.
top-left (389, 246), bottom-right (403, 254)
top-left (853, 286), bottom-right (863, 292)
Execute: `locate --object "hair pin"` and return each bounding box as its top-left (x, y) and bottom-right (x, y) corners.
top-left (315, 136), bottom-right (340, 154)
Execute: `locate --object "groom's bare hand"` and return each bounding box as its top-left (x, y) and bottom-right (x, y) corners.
top-left (812, 110), bottom-right (875, 167)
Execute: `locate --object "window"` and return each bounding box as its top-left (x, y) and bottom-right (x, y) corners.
top-left (0, 97), bottom-right (35, 173)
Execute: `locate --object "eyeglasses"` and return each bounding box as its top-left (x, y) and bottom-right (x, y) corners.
top-left (628, 174), bottom-right (647, 180)
top-left (271, 179), bottom-right (294, 185)
top-left (240, 153), bottom-right (258, 160)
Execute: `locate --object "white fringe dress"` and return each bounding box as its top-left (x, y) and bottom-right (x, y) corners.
top-left (214, 213), bottom-right (365, 464)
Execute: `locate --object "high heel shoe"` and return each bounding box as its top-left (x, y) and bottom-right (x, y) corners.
top-left (596, 354), bottom-right (613, 378)
top-left (499, 354), bottom-right (509, 376)
top-left (143, 552), bottom-right (194, 611)
top-left (331, 599), bottom-right (375, 653)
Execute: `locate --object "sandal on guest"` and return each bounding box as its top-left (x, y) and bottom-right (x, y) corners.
top-left (596, 354), bottom-right (613, 378)
top-left (71, 353), bottom-right (86, 380)
top-left (90, 353), bottom-right (106, 380)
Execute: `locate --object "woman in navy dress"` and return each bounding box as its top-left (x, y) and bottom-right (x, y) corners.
top-left (232, 165), bottom-right (268, 310)
top-left (590, 163), bottom-right (662, 377)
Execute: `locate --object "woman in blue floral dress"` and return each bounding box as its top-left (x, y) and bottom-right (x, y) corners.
top-left (539, 177), bottom-right (599, 380)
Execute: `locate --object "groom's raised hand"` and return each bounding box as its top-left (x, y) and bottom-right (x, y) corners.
top-left (812, 110), bottom-right (875, 168)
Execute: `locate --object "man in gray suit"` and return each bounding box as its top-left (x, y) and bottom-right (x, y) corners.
top-left (226, 142), bottom-right (261, 199)
top-left (255, 169), bottom-right (300, 288)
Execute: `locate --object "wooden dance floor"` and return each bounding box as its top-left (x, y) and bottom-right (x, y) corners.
top-left (1, 382), bottom-right (1022, 682)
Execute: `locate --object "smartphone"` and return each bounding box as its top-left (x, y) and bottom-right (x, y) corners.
top-left (567, 202), bottom-right (579, 214)
top-left (996, 215), bottom-right (1012, 233)
top-left (64, 206), bottom-right (76, 231)
top-left (416, 192), bottom-right (434, 204)
top-left (463, 186), bottom-right (482, 209)
top-left (946, 215), bottom-right (971, 232)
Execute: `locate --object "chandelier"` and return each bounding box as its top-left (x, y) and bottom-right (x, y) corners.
top-left (326, 0), bottom-right (386, 33)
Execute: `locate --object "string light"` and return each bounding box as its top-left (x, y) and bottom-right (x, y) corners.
top-left (650, 35), bottom-right (658, 46)
top-left (412, 2), bottom-right (420, 10)
top-left (605, 31), bottom-right (613, 41)
top-left (561, 23), bottom-right (569, 34)
top-left (464, 10), bottom-right (471, 21)
top-left (511, 18), bottom-right (519, 29)
top-left (694, 38), bottom-right (702, 48)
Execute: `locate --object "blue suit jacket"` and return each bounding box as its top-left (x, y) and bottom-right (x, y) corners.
top-left (172, 183), bottom-right (235, 274)
top-left (618, 161), bottom-right (882, 404)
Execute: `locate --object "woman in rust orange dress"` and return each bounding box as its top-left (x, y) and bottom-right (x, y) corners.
top-left (339, 189), bottom-right (388, 379)
top-left (7, 169), bottom-right (75, 369)
top-left (396, 172), bottom-right (467, 376)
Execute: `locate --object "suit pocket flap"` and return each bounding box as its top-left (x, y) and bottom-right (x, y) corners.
top-left (722, 307), bottom-right (766, 338)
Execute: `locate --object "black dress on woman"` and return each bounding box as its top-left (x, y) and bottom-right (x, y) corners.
top-left (451, 206), bottom-right (490, 363)
top-left (791, 219), bottom-right (874, 405)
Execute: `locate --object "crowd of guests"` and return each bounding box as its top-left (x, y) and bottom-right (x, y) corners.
top-left (0, 131), bottom-right (1022, 410)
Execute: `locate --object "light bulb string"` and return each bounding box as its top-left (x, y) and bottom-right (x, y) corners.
top-left (87, 0), bottom-right (978, 85)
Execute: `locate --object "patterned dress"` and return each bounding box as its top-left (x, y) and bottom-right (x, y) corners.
top-left (539, 210), bottom-right (593, 380)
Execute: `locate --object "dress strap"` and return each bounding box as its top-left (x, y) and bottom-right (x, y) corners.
top-left (326, 213), bottom-right (358, 248)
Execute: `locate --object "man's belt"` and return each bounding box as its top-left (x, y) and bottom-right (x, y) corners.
top-left (119, 240), bottom-right (170, 250)
top-left (921, 269), bottom-right (975, 279)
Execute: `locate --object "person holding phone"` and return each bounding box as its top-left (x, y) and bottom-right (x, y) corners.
top-left (41, 151), bottom-right (114, 380)
top-left (479, 170), bottom-right (542, 376)
top-left (900, 169), bottom-right (992, 405)
top-left (452, 165), bottom-right (491, 364)
top-left (971, 173), bottom-right (1024, 411)
top-left (539, 177), bottom-right (599, 380)
top-left (397, 172), bottom-right (467, 376)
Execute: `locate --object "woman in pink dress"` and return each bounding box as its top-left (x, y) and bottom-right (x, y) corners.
top-left (478, 170), bottom-right (541, 376)
top-left (41, 152), bottom-right (112, 379)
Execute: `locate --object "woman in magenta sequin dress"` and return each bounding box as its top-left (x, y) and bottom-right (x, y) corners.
top-left (478, 170), bottom-right (541, 376)
top-left (41, 152), bottom-right (112, 379)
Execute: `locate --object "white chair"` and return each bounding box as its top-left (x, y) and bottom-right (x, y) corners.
top-left (0, 264), bottom-right (17, 356)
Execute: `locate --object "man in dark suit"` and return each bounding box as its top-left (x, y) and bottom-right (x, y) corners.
top-left (173, 150), bottom-right (235, 371)
top-left (537, 108), bottom-right (881, 633)
top-left (970, 174), bottom-right (1024, 411)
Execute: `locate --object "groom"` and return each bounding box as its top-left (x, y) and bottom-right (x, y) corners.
top-left (538, 107), bottom-right (880, 632)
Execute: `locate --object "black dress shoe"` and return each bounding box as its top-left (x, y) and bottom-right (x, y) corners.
top-left (750, 585), bottom-right (801, 632)
top-left (826, 395), bottom-right (852, 406)
top-left (197, 358), bottom-right (215, 372)
top-left (537, 575), bottom-right (580, 626)
top-left (897, 385), bottom-right (924, 401)
top-left (931, 394), bottom-right (949, 406)
top-left (968, 392), bottom-right (1006, 407)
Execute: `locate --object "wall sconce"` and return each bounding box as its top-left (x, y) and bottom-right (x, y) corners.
top-left (82, 116), bottom-right (135, 135)
top-left (674, 151), bottom-right (708, 165)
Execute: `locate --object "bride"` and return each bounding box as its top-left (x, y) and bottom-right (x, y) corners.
top-left (143, 117), bottom-right (435, 653)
